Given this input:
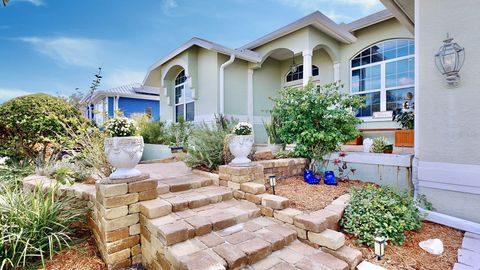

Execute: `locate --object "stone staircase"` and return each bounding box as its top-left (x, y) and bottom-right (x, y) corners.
top-left (138, 168), bottom-right (361, 270)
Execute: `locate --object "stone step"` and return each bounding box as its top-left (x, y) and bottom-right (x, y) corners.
top-left (140, 186), bottom-right (235, 218)
top-left (157, 174), bottom-right (214, 194)
top-left (142, 199), bottom-right (262, 248)
top-left (163, 217), bottom-right (299, 270)
top-left (245, 240), bottom-right (350, 270)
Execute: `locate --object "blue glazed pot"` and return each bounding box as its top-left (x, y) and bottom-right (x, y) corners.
top-left (324, 170), bottom-right (337, 185)
top-left (304, 169), bottom-right (320, 185)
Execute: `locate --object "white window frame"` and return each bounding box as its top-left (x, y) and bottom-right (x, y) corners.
top-left (174, 70), bottom-right (194, 122)
top-left (350, 40), bottom-right (414, 120)
top-left (283, 64), bottom-right (320, 87)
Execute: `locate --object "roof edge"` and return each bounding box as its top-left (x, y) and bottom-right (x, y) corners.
top-left (343, 9), bottom-right (394, 32)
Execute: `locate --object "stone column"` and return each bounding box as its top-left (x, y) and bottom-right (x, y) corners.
top-left (90, 174), bottom-right (157, 270)
top-left (302, 49), bottom-right (313, 86)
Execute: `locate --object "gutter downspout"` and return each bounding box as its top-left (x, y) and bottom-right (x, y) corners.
top-left (219, 54), bottom-right (235, 115)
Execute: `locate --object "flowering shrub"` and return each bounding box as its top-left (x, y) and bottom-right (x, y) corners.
top-left (232, 122), bottom-right (252, 136)
top-left (370, 136), bottom-right (389, 153)
top-left (105, 117), bottom-right (137, 137)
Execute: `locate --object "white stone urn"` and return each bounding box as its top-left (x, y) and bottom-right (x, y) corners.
top-left (229, 135), bottom-right (254, 165)
top-left (105, 136), bottom-right (144, 179)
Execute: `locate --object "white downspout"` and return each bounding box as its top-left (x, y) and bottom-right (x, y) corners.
top-left (219, 54), bottom-right (235, 115)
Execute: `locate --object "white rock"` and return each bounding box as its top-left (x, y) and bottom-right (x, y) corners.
top-left (419, 238), bottom-right (444, 255)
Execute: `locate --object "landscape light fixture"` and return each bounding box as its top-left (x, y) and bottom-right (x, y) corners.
top-left (435, 33), bottom-right (465, 86)
top-left (269, 175), bottom-right (276, 195)
top-left (374, 236), bottom-right (386, 260)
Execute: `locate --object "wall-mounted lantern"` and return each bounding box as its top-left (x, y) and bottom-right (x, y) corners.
top-left (374, 236), bottom-right (386, 260)
top-left (269, 175), bottom-right (276, 195)
top-left (289, 52), bottom-right (298, 73)
top-left (435, 33), bottom-right (465, 86)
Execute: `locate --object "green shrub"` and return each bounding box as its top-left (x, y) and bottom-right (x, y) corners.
top-left (340, 185), bottom-right (422, 246)
top-left (0, 94), bottom-right (89, 166)
top-left (70, 128), bottom-right (112, 178)
top-left (184, 116), bottom-right (237, 170)
top-left (0, 184), bottom-right (86, 269)
top-left (169, 117), bottom-right (193, 147)
top-left (0, 163), bottom-right (33, 188)
top-left (370, 137), bottom-right (389, 153)
top-left (140, 121), bottom-right (174, 145)
top-left (270, 82), bottom-right (364, 171)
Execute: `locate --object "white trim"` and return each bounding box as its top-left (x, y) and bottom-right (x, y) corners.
top-left (144, 37), bottom-right (260, 84)
top-left (161, 58), bottom-right (189, 85)
top-left (302, 49), bottom-right (313, 86)
top-left (247, 68), bottom-right (254, 125)
top-left (240, 11), bottom-right (357, 50)
top-left (325, 152), bottom-right (412, 167)
top-left (418, 207), bottom-right (480, 235)
top-left (343, 9), bottom-right (394, 32)
top-left (379, 0), bottom-right (414, 34)
top-left (418, 161), bottom-right (480, 195)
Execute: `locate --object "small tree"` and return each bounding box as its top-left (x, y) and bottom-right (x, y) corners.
top-left (270, 82), bottom-right (364, 172)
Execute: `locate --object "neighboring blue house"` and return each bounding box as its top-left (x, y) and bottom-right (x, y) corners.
top-left (84, 83), bottom-right (160, 126)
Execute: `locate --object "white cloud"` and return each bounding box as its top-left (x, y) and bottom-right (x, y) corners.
top-left (161, 0), bottom-right (178, 15)
top-left (12, 0), bottom-right (44, 6)
top-left (17, 36), bottom-right (102, 68)
top-left (0, 88), bottom-right (35, 103)
top-left (102, 68), bottom-right (146, 89)
top-left (272, 0), bottom-right (382, 19)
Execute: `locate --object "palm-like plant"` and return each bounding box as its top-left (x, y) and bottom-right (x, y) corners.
top-left (2, 0), bottom-right (9, 7)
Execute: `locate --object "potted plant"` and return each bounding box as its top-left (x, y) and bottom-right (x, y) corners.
top-left (229, 122), bottom-right (254, 165)
top-left (370, 137), bottom-right (393, 154)
top-left (263, 116), bottom-right (283, 154)
top-left (104, 117), bottom-right (144, 180)
top-left (269, 82), bottom-right (364, 184)
top-left (139, 120), bottom-right (172, 161)
top-left (168, 117), bottom-right (192, 153)
top-left (393, 110), bottom-right (414, 147)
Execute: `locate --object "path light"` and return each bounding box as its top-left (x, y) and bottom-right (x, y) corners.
top-left (269, 175), bottom-right (276, 195)
top-left (435, 33), bottom-right (465, 86)
top-left (374, 236), bottom-right (386, 260)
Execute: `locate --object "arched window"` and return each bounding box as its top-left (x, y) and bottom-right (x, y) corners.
top-left (351, 39), bottom-right (415, 117)
top-left (286, 65), bottom-right (319, 82)
top-left (174, 70), bottom-right (194, 122)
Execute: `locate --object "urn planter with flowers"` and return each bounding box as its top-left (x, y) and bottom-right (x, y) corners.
top-left (229, 122), bottom-right (254, 166)
top-left (104, 117), bottom-right (144, 180)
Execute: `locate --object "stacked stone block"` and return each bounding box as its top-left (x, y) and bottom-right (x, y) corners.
top-left (254, 158), bottom-right (307, 183)
top-left (91, 174), bottom-right (158, 270)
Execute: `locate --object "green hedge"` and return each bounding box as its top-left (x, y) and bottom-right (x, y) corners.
top-left (341, 185), bottom-right (422, 246)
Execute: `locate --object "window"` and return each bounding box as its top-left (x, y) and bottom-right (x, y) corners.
top-left (351, 39), bottom-right (415, 117)
top-left (174, 70), bottom-right (194, 122)
top-left (286, 65), bottom-right (319, 82)
top-left (145, 107), bottom-right (152, 119)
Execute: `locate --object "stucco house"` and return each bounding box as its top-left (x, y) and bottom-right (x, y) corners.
top-left (143, 9), bottom-right (414, 145)
top-left (84, 83), bottom-right (160, 126)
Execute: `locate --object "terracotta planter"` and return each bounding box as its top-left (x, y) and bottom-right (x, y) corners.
top-left (395, 129), bottom-right (414, 147)
top-left (346, 136), bottom-right (364, 145)
top-left (105, 136), bottom-right (144, 180)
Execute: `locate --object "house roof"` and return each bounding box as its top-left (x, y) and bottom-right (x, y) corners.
top-left (239, 11), bottom-right (358, 50)
top-left (84, 83), bottom-right (160, 103)
top-left (379, 0), bottom-right (414, 33)
top-left (342, 9), bottom-right (394, 32)
top-left (145, 37), bottom-right (261, 77)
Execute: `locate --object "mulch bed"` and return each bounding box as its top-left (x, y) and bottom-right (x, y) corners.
top-left (267, 176), bottom-right (367, 212)
top-left (270, 175), bottom-right (463, 270)
top-left (347, 221), bottom-right (463, 270)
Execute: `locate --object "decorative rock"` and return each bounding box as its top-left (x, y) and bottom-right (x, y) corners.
top-left (274, 208), bottom-right (303, 224)
top-left (241, 182), bottom-right (266, 195)
top-left (261, 194), bottom-right (289, 210)
top-left (419, 238), bottom-right (444, 255)
top-left (356, 260), bottom-right (387, 270)
top-left (308, 229), bottom-right (345, 250)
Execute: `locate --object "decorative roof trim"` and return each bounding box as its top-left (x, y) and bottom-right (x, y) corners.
top-left (342, 9), bottom-right (394, 32)
top-left (239, 11), bottom-right (358, 50)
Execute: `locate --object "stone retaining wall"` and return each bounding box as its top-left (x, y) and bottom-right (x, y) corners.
top-left (254, 158), bottom-right (307, 183)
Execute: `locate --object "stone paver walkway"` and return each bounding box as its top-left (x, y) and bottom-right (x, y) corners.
top-left (454, 232), bottom-right (480, 270)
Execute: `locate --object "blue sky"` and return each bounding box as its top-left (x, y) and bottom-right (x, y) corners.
top-left (0, 0), bottom-right (385, 103)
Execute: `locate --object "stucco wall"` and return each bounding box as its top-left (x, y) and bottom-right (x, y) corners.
top-left (222, 55), bottom-right (248, 116)
top-left (416, 0), bottom-right (480, 223)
